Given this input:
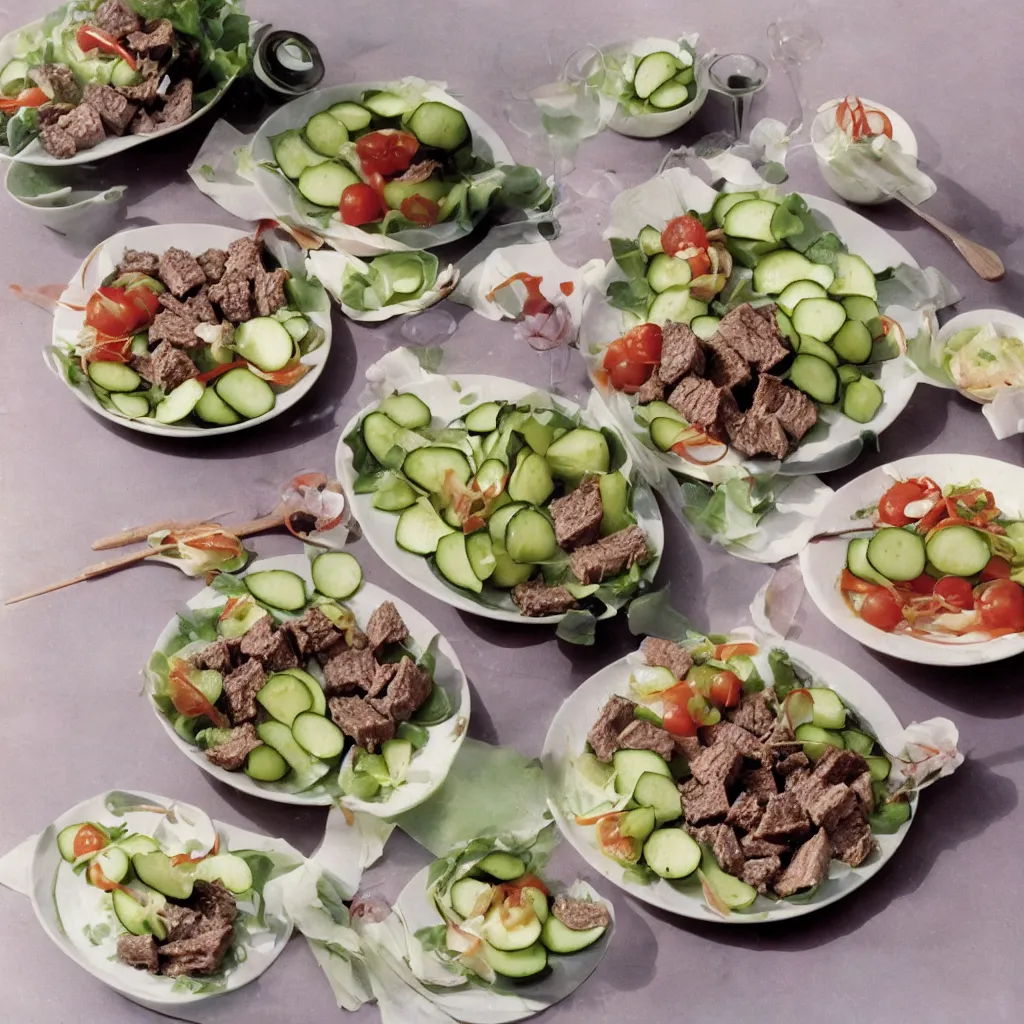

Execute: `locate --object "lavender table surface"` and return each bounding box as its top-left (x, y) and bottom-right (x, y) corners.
top-left (3, 1), bottom-right (1024, 1021)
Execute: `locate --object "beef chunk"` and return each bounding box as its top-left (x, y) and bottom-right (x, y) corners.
top-left (685, 823), bottom-right (726, 846)
top-left (131, 354), bottom-right (154, 383)
top-left (127, 19), bottom-right (175, 54)
top-left (849, 772), bottom-right (875, 815)
top-left (741, 766), bottom-right (779, 803)
top-left (712, 826), bottom-right (746, 876)
top-left (160, 904), bottom-right (201, 942)
top-left (549, 476), bottom-right (603, 550)
top-left (511, 578), bottom-right (578, 616)
top-left (224, 237), bottom-right (264, 280)
top-left (198, 248), bottom-right (229, 283)
top-left (365, 601), bottom-right (409, 650)
top-left (115, 76), bottom-right (160, 104)
top-left (704, 338), bottom-right (752, 390)
top-left (674, 734), bottom-right (703, 764)
top-left (742, 855), bottom-right (782, 893)
top-left (641, 637), bottom-right (693, 680)
top-left (680, 779), bottom-right (730, 824)
top-left (690, 742), bottom-right (744, 787)
top-left (117, 249), bottom-right (159, 275)
top-left (38, 102), bottom-right (75, 126)
top-left (776, 751), bottom-right (811, 777)
top-left (714, 303), bottom-right (789, 372)
top-left (284, 607), bottom-right (341, 656)
top-left (813, 745), bottom-right (870, 785)
top-left (725, 791), bottom-right (764, 832)
top-left (551, 895), bottom-right (610, 931)
top-left (727, 690), bottom-right (776, 737)
top-left (394, 158), bottom-right (443, 183)
top-left (700, 721), bottom-right (765, 763)
top-left (366, 661), bottom-right (397, 699)
top-left (741, 835), bottom-right (789, 858)
top-left (369, 657), bottom-right (432, 722)
top-left (784, 766), bottom-right (812, 793)
top-left (634, 373), bottom-right (665, 405)
top-left (57, 103), bottom-right (105, 150)
top-left (658, 322), bottom-right (706, 384)
top-left (158, 78), bottom-right (193, 127)
top-left (204, 723), bottom-right (262, 771)
top-left (40, 124), bottom-right (76, 159)
top-left (208, 275), bottom-right (253, 323)
top-left (158, 248), bottom-right (206, 298)
top-left (238, 615), bottom-right (299, 672)
top-left (774, 830), bottom-right (831, 897)
top-left (29, 64), bottom-right (81, 104)
top-left (159, 920), bottom-right (234, 978)
top-left (254, 264), bottom-right (289, 316)
top-left (221, 659), bottom-right (266, 725)
top-left (667, 376), bottom-right (739, 437)
top-left (130, 108), bottom-right (159, 135)
top-left (83, 83), bottom-right (136, 135)
top-left (323, 646), bottom-right (376, 695)
top-left (190, 636), bottom-right (239, 675)
top-left (587, 695), bottom-right (637, 762)
top-left (569, 525), bottom-right (648, 585)
top-left (186, 289), bottom-right (218, 323)
top-left (617, 719), bottom-right (676, 761)
top-left (329, 696), bottom-right (396, 752)
top-left (149, 311), bottom-right (200, 348)
top-left (117, 933), bottom-right (158, 972)
top-left (95, 0), bottom-right (142, 37)
top-left (751, 375), bottom-right (817, 442)
top-left (828, 813), bottom-right (876, 867)
top-left (150, 340), bottom-right (197, 391)
top-left (806, 782), bottom-right (857, 830)
top-left (158, 292), bottom-right (191, 317)
top-left (726, 410), bottom-right (789, 461)
top-left (753, 792), bottom-right (811, 843)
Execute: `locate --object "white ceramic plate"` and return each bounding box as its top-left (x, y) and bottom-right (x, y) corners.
top-left (335, 374), bottom-right (665, 624)
top-left (542, 641), bottom-right (917, 923)
top-left (935, 307), bottom-right (1024, 405)
top-left (393, 865), bottom-right (612, 1023)
top-left (800, 453), bottom-right (1024, 665)
top-left (29, 790), bottom-right (293, 1010)
top-left (47, 224), bottom-right (332, 438)
top-left (148, 554), bottom-right (470, 812)
top-left (251, 82), bottom-right (514, 256)
top-left (581, 192), bottom-right (923, 481)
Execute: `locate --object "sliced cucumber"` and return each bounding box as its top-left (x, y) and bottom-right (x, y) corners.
top-left (842, 728), bottom-right (876, 757)
top-left (363, 90), bottom-right (411, 118)
top-left (541, 914), bottom-right (604, 954)
top-left (270, 129), bottom-right (328, 179)
top-left (638, 225), bottom-right (664, 255)
top-left (599, 470), bottom-right (632, 536)
top-left (508, 451), bottom-right (554, 505)
top-left (297, 161), bottom-right (361, 207)
top-left (791, 297), bottom-right (847, 342)
top-left (643, 828), bottom-right (701, 879)
top-left (89, 846), bottom-right (129, 885)
top-left (395, 497), bottom-right (454, 555)
top-left (796, 335), bottom-right (839, 367)
top-left (0, 59), bottom-right (30, 96)
top-left (650, 416), bottom-right (687, 452)
top-left (504, 507), bottom-right (559, 563)
top-left (633, 51), bottom-right (680, 99)
top-left (327, 101), bottom-right (372, 132)
top-left (245, 568), bottom-right (307, 610)
top-left (407, 101), bottom-right (470, 150)
top-left (867, 755), bottom-right (891, 782)
top-left (245, 744), bottom-right (289, 782)
top-left (866, 527), bottom-right (927, 582)
top-left (474, 459), bottom-right (508, 494)
top-left (520, 886), bottom-right (549, 924)
top-left (613, 748), bottom-right (672, 795)
top-left (545, 428), bottom-right (610, 484)
top-left (304, 111), bottom-right (349, 156)
top-left (689, 315), bottom-right (721, 341)
top-left (777, 279), bottom-right (827, 315)
top-left (88, 360), bottom-right (141, 393)
top-left (475, 852), bottom-right (527, 881)
top-left (482, 941), bottom-right (548, 978)
top-left (372, 474), bottom-right (418, 512)
top-left (257, 720), bottom-right (329, 783)
top-left (490, 553), bottom-right (534, 588)
top-left (775, 307), bottom-right (798, 347)
top-left (649, 79), bottom-right (691, 109)
top-left (112, 888), bottom-right (163, 937)
top-left (789, 353), bottom-right (838, 405)
top-left (842, 295), bottom-right (879, 324)
top-left (379, 392), bottom-right (431, 430)
top-left (483, 905), bottom-right (543, 950)
top-left (132, 852), bottom-right (193, 900)
top-left (847, 537), bottom-right (890, 587)
top-left (292, 711), bottom-right (345, 759)
top-left (450, 877), bottom-right (493, 919)
top-left (643, 400), bottom-right (684, 423)
top-left (620, 807), bottom-right (656, 843)
top-left (193, 853), bottom-right (254, 894)
top-left (233, 317), bottom-right (294, 372)
top-left (281, 667), bottom-right (327, 716)
top-left (632, 771), bottom-right (683, 825)
top-left (712, 190), bottom-right (758, 227)
top-left (256, 673), bottom-right (312, 726)
top-left (361, 410), bottom-right (428, 465)
top-left (466, 531), bottom-right (496, 581)
top-left (808, 687), bottom-right (847, 730)
top-left (311, 551), bottom-right (362, 599)
top-left (109, 392), bottom-right (151, 419)
top-left (382, 177), bottom-right (450, 211)
top-left (464, 401), bottom-right (503, 433)
top-left (722, 198), bottom-right (778, 243)
top-left (752, 249), bottom-right (835, 294)
top-left (155, 378), bottom-right (204, 424)
top-left (843, 377), bottom-right (883, 423)
top-left (925, 525), bottom-right (992, 577)
top-left (114, 835), bottom-right (161, 859)
top-left (647, 253), bottom-right (692, 293)
top-left (648, 287), bottom-right (707, 327)
top-left (402, 445), bottom-right (472, 494)
top-left (215, 367), bottom-right (276, 420)
top-left (435, 532), bottom-right (484, 593)
top-left (828, 253), bottom-right (878, 300)
top-left (382, 737), bottom-right (413, 783)
top-left (832, 319), bottom-right (873, 364)
top-left (699, 847), bottom-right (757, 908)
top-left (794, 723), bottom-right (845, 762)
top-left (195, 386), bottom-right (241, 425)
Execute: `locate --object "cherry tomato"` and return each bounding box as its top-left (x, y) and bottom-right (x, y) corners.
top-left (660, 214), bottom-right (708, 256)
top-left (623, 323), bottom-right (663, 364)
top-left (663, 703), bottom-right (698, 737)
top-left (906, 573), bottom-right (936, 595)
top-left (355, 130), bottom-right (419, 177)
top-left (602, 337), bottom-right (628, 371)
top-left (72, 824), bottom-right (107, 859)
top-left (859, 589), bottom-right (904, 631)
top-left (510, 874), bottom-right (550, 897)
top-left (400, 194), bottom-right (440, 226)
top-left (933, 576), bottom-right (975, 610)
top-left (687, 250), bottom-right (712, 277)
top-left (977, 579), bottom-right (1024, 631)
top-left (877, 480), bottom-right (928, 527)
top-left (709, 670), bottom-right (742, 709)
top-left (981, 556), bottom-right (1012, 582)
top-left (340, 182), bottom-right (384, 226)
top-left (85, 286), bottom-right (142, 337)
top-left (596, 814), bottom-right (641, 863)
top-left (126, 283), bottom-right (160, 323)
top-left (607, 357), bottom-right (651, 393)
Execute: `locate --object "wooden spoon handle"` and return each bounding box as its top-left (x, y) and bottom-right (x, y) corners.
top-left (895, 194), bottom-right (1005, 281)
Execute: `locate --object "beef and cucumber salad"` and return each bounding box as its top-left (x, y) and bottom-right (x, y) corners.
top-left (570, 638), bottom-right (911, 913)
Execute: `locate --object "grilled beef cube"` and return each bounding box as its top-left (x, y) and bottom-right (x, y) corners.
top-left (40, 124), bottom-right (76, 159)
top-left (712, 825), bottom-right (746, 876)
top-left (186, 289), bottom-right (218, 323)
top-left (549, 476), bottom-right (603, 550)
top-left (741, 766), bottom-right (779, 803)
top-left (221, 659), bottom-right (267, 725)
top-left (150, 341), bottom-right (197, 392)
top-left (323, 646), bottom-right (376, 695)
top-left (365, 601), bottom-right (409, 650)
top-left (159, 921), bottom-right (234, 978)
top-left (369, 657), bottom-right (432, 722)
top-left (741, 855), bottom-right (782, 893)
top-left (239, 616), bottom-right (299, 672)
top-left (674, 734), bottom-right (703, 764)
top-left (254, 263), bottom-right (289, 316)
top-left (158, 247), bottom-right (206, 298)
top-left (587, 694), bottom-right (637, 762)
top-left (204, 723), bottom-right (262, 771)
top-left (329, 696), bottom-right (396, 752)
top-left (805, 782), bottom-right (858, 831)
top-left (208, 275), bottom-right (253, 323)
top-left (812, 745), bottom-right (870, 785)
top-left (849, 772), bottom-right (875, 815)
top-left (192, 879), bottom-right (237, 927)
top-left (160, 904), bottom-right (201, 942)
top-left (726, 410), bottom-right (789, 461)
top-left (511, 579), bottom-right (578, 617)
top-left (130, 108), bottom-right (159, 135)
top-left (95, 0), bottom-right (142, 37)
top-left (126, 18), bottom-right (175, 54)
top-left (680, 779), bottom-right (730, 824)
top-left (569, 525), bottom-right (649, 585)
top-left (667, 376), bottom-right (739, 438)
top-left (725, 791), bottom-right (765, 832)
top-left (117, 933), bottom-right (158, 972)
top-left (617, 719), bottom-right (676, 761)
top-left (775, 751), bottom-right (811, 777)
top-left (224, 237), bottom-right (264, 280)
top-left (551, 895), bottom-right (610, 931)
top-left (685, 823), bottom-right (726, 846)
top-left (38, 102), bottom-right (75, 126)
top-left (741, 834), bottom-right (789, 858)
top-left (197, 248), bottom-right (229, 283)
top-left (83, 83), bottom-right (136, 135)
top-left (726, 690), bottom-right (776, 736)
top-left (751, 374), bottom-right (818, 442)
top-left (117, 248), bottom-right (160, 275)
top-left (827, 812), bottom-right (876, 867)
top-left (158, 292), bottom-right (192, 318)
top-left (773, 830), bottom-right (831, 897)
top-left (658, 322), bottom-right (706, 384)
top-left (190, 636), bottom-right (239, 675)
top-left (752, 792), bottom-right (811, 844)
top-left (713, 303), bottom-right (789, 372)
top-left (700, 721), bottom-right (765, 763)
top-left (57, 103), bottom-right (105, 150)
top-left (115, 76), bottom-right (160, 104)
top-left (29, 63), bottom-right (81, 103)
top-left (131, 354), bottom-right (154, 383)
top-left (634, 373), bottom-right (665, 405)
top-left (157, 78), bottom-right (193, 127)
top-left (148, 311), bottom-right (200, 348)
top-left (366, 661), bottom-right (397, 698)
top-left (703, 338), bottom-right (752, 390)
top-left (641, 637), bottom-right (693, 680)
top-left (284, 607), bottom-right (341, 656)
top-left (689, 742), bottom-right (744, 787)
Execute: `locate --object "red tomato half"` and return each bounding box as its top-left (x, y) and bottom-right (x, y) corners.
top-left (607, 358), bottom-right (651, 393)
top-left (85, 287), bottom-right (142, 337)
top-left (878, 480), bottom-right (928, 527)
top-left (663, 703), bottom-right (698, 737)
top-left (934, 576), bottom-right (975, 610)
top-left (400, 194), bottom-right (440, 226)
top-left (977, 579), bottom-right (1024, 632)
top-left (126, 284), bottom-right (160, 323)
top-left (906, 573), bottom-right (936, 595)
top-left (981, 556), bottom-right (1012, 582)
top-left (660, 214), bottom-right (708, 256)
top-left (340, 183), bottom-right (384, 226)
top-left (72, 824), bottom-right (108, 859)
top-left (355, 130), bottom-right (419, 177)
top-left (709, 670), bottom-right (742, 709)
top-left (687, 250), bottom-right (712, 277)
top-left (623, 323), bottom-right (663, 364)
top-left (860, 589), bottom-right (904, 631)
top-left (602, 337), bottom-right (628, 371)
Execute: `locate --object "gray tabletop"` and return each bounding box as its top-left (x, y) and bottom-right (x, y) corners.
top-left (3, 0), bottom-right (1024, 1021)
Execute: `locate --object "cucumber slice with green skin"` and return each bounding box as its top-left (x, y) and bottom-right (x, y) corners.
top-left (244, 568), bottom-right (307, 610)
top-left (297, 161), bottom-right (361, 207)
top-left (363, 90), bottom-right (410, 118)
top-left (112, 888), bottom-right (166, 937)
top-left (188, 668), bottom-right (223, 706)
top-left (233, 317), bottom-right (295, 372)
top-left (114, 835), bottom-right (161, 859)
top-left (280, 667), bottom-right (327, 716)
top-left (402, 445), bottom-right (472, 494)
top-left (727, 236), bottom-right (781, 269)
top-left (867, 526), bottom-right (926, 582)
top-left (689, 315), bottom-right (721, 341)
top-left (712, 190), bottom-right (759, 227)
top-left (620, 806), bottom-right (656, 841)
top-left (490, 553), bottom-right (534, 588)
top-left (649, 79), bottom-right (690, 109)
top-left (257, 720), bottom-right (330, 783)
top-left (483, 905), bottom-right (543, 950)
top-left (541, 914), bottom-right (605, 954)
top-left (832, 319), bottom-right (873, 364)
top-left (304, 110), bottom-right (349, 156)
top-left (841, 728), bottom-right (876, 756)
top-left (382, 177), bottom-right (450, 210)
top-left (435, 532), bottom-right (484, 593)
top-left (632, 771), bottom-right (683, 825)
top-left (474, 459), bottom-right (507, 494)
top-left (464, 401), bottom-right (503, 433)
top-left (193, 853), bottom-right (254, 894)
top-left (482, 941), bottom-right (548, 978)
top-left (520, 887), bottom-right (549, 924)
top-left (520, 416), bottom-right (558, 456)
top-left (842, 377), bottom-right (883, 423)
top-left (110, 59), bottom-right (139, 87)
top-left (646, 252), bottom-right (693, 293)
top-left (508, 451), bottom-right (554, 505)
top-left (842, 295), bottom-right (880, 324)
top-left (0, 59), bottom-right (30, 95)
top-left (650, 416), bottom-right (688, 452)
top-left (88, 360), bottom-right (141, 393)
top-left (450, 877), bottom-right (493, 919)
top-left (545, 428), bottom-right (610, 484)
top-left (372, 475), bottom-right (418, 512)
top-left (154, 378), bottom-right (204, 424)
top-left (633, 51), bottom-right (680, 99)
top-left (795, 723), bottom-right (845, 761)
top-left (488, 502), bottom-right (528, 545)
top-left (808, 688), bottom-right (847, 730)
top-left (88, 846), bottom-right (129, 885)
top-left (217, 604), bottom-right (268, 640)
top-left (257, 673), bottom-right (313, 726)
top-left (722, 198), bottom-right (779, 243)
top-left (407, 101), bottom-right (470, 150)
top-left (109, 391), bottom-right (150, 418)
top-left (796, 336), bottom-right (838, 367)
top-left (379, 392), bottom-right (431, 430)
top-left (466, 531), bottom-right (496, 581)
top-left (270, 129), bottom-right (329, 179)
top-left (245, 744), bottom-right (289, 782)
top-left (791, 297), bottom-right (847, 342)
top-left (789, 353), bottom-right (839, 405)
top-left (281, 315), bottom-right (310, 342)
top-left (777, 279), bottom-right (827, 315)
top-left (361, 410), bottom-right (429, 465)
top-left (638, 225), bottom-right (664, 256)
top-left (441, 501), bottom-right (464, 530)
top-left (382, 736), bottom-right (413, 783)
top-left (194, 387), bottom-right (241, 426)
top-left (504, 508), bottom-right (559, 563)
top-left (599, 471), bottom-right (632, 536)
top-left (699, 846), bottom-right (757, 908)
top-left (474, 852), bottom-right (527, 881)
top-left (327, 101), bottom-right (372, 132)
top-left (643, 828), bottom-right (701, 879)
top-left (311, 551), bottom-right (362, 599)
top-left (292, 711), bottom-right (345, 759)
top-left (395, 497), bottom-right (454, 554)
top-left (866, 755), bottom-right (891, 782)
top-left (613, 748), bottom-right (672, 796)
top-left (775, 307), bottom-right (798, 348)
top-left (925, 524), bottom-right (992, 576)
top-left (648, 287), bottom-right (708, 327)
top-left (215, 367), bottom-right (276, 419)
top-left (828, 253), bottom-right (878, 300)
top-left (753, 249), bottom-right (835, 293)
top-left (133, 852), bottom-right (194, 900)
top-left (643, 400), bottom-right (685, 422)
top-left (847, 537), bottom-right (890, 587)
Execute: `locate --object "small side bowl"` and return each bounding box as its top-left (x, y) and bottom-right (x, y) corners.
top-left (936, 307), bottom-right (1024, 405)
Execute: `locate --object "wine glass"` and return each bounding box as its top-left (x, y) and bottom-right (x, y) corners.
top-left (767, 19), bottom-right (823, 139)
top-left (707, 53), bottom-right (769, 142)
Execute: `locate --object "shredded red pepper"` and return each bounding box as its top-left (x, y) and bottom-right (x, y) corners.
top-left (75, 25), bottom-right (136, 69)
top-left (835, 96), bottom-right (893, 142)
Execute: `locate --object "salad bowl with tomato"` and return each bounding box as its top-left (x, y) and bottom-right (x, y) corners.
top-left (801, 454), bottom-right (1024, 666)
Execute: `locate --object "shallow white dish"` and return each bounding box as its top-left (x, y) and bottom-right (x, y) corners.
top-left (47, 223), bottom-right (332, 438)
top-left (335, 373), bottom-right (664, 624)
top-left (800, 453), bottom-right (1024, 665)
top-left (542, 641), bottom-right (916, 923)
top-left (148, 554), bottom-right (470, 813)
top-left (935, 308), bottom-right (1024, 405)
